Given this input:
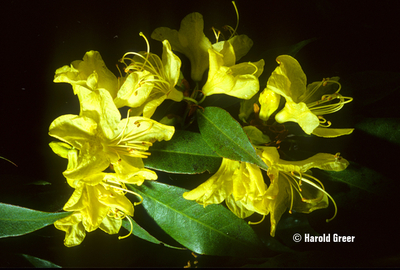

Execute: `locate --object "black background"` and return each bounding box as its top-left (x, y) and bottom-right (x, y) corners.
top-left (1, 0), bottom-right (399, 267)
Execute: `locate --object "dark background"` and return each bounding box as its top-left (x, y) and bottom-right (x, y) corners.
top-left (1, 0), bottom-right (399, 267)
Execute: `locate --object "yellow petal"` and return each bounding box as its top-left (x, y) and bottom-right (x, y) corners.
top-left (54, 212), bottom-right (86, 247)
top-left (183, 158), bottom-right (237, 206)
top-left (259, 88), bottom-right (281, 121)
top-left (267, 55), bottom-right (307, 102)
top-left (312, 127), bottom-right (354, 138)
top-left (203, 45), bottom-right (264, 99)
top-left (151, 12), bottom-right (212, 81)
top-left (275, 101), bottom-right (319, 135)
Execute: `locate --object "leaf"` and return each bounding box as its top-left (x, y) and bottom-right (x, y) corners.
top-left (197, 107), bottom-right (268, 171)
top-left (355, 118), bottom-right (400, 146)
top-left (127, 181), bottom-right (266, 257)
top-left (121, 218), bottom-right (185, 250)
top-left (314, 161), bottom-right (386, 194)
top-left (0, 203), bottom-right (71, 238)
top-left (21, 254), bottom-right (61, 268)
top-left (144, 130), bottom-right (222, 174)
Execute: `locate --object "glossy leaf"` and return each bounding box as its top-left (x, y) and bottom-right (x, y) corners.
top-left (128, 181), bottom-right (266, 257)
top-left (0, 203), bottom-right (71, 238)
top-left (121, 218), bottom-right (185, 250)
top-left (197, 107), bottom-right (268, 171)
top-left (21, 254), bottom-right (61, 268)
top-left (144, 130), bottom-right (221, 174)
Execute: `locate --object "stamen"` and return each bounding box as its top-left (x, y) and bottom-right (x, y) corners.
top-left (139, 32), bottom-right (150, 65)
top-left (231, 1), bottom-right (239, 38)
top-left (212, 27), bottom-right (221, 43)
top-left (118, 215), bottom-right (134, 240)
top-left (299, 176), bottom-right (337, 222)
top-left (103, 181), bottom-right (144, 206)
top-left (248, 215), bottom-right (266, 225)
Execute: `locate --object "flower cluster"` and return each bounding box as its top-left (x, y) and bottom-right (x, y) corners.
top-left (50, 48), bottom-right (175, 246)
top-left (50, 2), bottom-right (353, 246)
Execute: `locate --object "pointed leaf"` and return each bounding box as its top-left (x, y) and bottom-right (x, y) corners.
top-left (128, 181), bottom-right (266, 257)
top-left (21, 254), bottom-right (61, 268)
top-left (197, 107), bottom-right (268, 171)
top-left (122, 218), bottom-right (185, 250)
top-left (144, 130), bottom-right (221, 174)
top-left (0, 203), bottom-right (71, 238)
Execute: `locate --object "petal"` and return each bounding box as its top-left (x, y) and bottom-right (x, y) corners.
top-left (114, 71), bottom-right (155, 108)
top-left (151, 12), bottom-right (212, 81)
top-left (227, 34), bottom-right (253, 62)
top-left (162, 40), bottom-right (182, 88)
top-left (54, 212), bottom-right (86, 247)
top-left (63, 145), bottom-right (110, 181)
top-left (267, 175), bottom-right (289, 237)
top-left (99, 215), bottom-right (122, 235)
top-left (312, 127), bottom-right (354, 138)
top-left (77, 87), bottom-right (121, 140)
top-left (259, 88), bottom-right (281, 121)
top-left (54, 51), bottom-right (118, 98)
top-left (120, 117), bottom-right (175, 144)
top-left (113, 156), bottom-right (158, 185)
top-left (98, 184), bottom-right (134, 216)
top-left (49, 114), bottom-right (97, 149)
top-left (183, 158), bottom-right (237, 206)
top-left (277, 153), bottom-right (350, 172)
top-left (81, 185), bottom-right (110, 232)
top-left (49, 141), bottom-right (73, 159)
top-left (275, 101), bottom-right (319, 135)
top-left (267, 55), bottom-right (307, 103)
top-left (225, 194), bottom-right (255, 219)
top-left (203, 47), bottom-right (263, 99)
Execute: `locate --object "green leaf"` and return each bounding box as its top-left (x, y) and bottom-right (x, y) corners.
top-left (128, 181), bottom-right (266, 257)
top-left (197, 107), bottom-right (268, 171)
top-left (144, 130), bottom-right (222, 174)
top-left (21, 254), bottom-right (61, 268)
top-left (355, 118), bottom-right (400, 146)
top-left (314, 161), bottom-right (386, 194)
top-left (121, 218), bottom-right (185, 250)
top-left (0, 203), bottom-right (71, 238)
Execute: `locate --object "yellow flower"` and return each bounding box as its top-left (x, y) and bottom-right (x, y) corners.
top-left (54, 50), bottom-right (119, 99)
top-left (54, 176), bottom-right (135, 247)
top-left (202, 41), bottom-right (264, 99)
top-left (49, 87), bottom-right (175, 186)
top-left (259, 55), bottom-right (353, 137)
top-left (151, 12), bottom-right (212, 82)
top-left (258, 146), bottom-right (349, 236)
top-left (115, 37), bottom-right (183, 118)
top-left (183, 158), bottom-right (271, 218)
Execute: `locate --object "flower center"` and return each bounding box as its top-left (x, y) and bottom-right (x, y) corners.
top-left (108, 113), bottom-right (154, 159)
top-left (119, 32), bottom-right (172, 95)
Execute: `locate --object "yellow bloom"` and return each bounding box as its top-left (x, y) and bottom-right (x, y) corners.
top-left (183, 158), bottom-right (271, 218)
top-left (259, 55), bottom-right (353, 137)
top-left (49, 87), bottom-right (174, 186)
top-left (54, 177), bottom-right (135, 247)
top-left (202, 41), bottom-right (264, 99)
top-left (258, 146), bottom-right (349, 236)
top-left (115, 38), bottom-right (183, 118)
top-left (54, 50), bottom-right (118, 99)
top-left (151, 12), bottom-right (212, 82)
